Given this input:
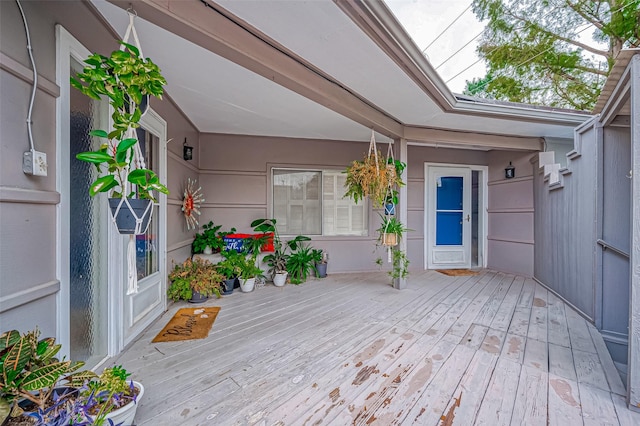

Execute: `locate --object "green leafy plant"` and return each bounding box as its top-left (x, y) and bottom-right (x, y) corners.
top-left (167, 258), bottom-right (223, 301)
top-left (251, 218), bottom-right (289, 275)
top-left (79, 365), bottom-right (137, 425)
top-left (0, 329), bottom-right (93, 416)
top-left (71, 42), bottom-right (169, 201)
top-left (216, 249), bottom-right (244, 280)
top-left (286, 236), bottom-right (316, 284)
top-left (390, 248), bottom-right (409, 281)
top-left (376, 214), bottom-right (411, 246)
top-left (343, 153), bottom-right (406, 208)
top-left (237, 254), bottom-right (263, 280)
top-left (192, 221), bottom-right (235, 254)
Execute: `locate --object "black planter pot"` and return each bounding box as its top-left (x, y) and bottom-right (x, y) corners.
top-left (108, 198), bottom-right (153, 235)
top-left (188, 290), bottom-right (208, 303)
top-left (316, 263), bottom-right (327, 278)
top-left (222, 278), bottom-right (235, 295)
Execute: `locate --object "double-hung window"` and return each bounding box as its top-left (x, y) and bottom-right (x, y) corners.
top-left (272, 168), bottom-right (368, 236)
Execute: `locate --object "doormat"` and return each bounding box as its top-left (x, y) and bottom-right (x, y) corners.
top-left (152, 307), bottom-right (220, 343)
top-left (436, 269), bottom-right (479, 276)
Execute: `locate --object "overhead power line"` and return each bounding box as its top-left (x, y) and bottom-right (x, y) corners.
top-left (422, 3), bottom-right (472, 53)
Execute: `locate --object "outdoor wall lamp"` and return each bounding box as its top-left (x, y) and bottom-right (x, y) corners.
top-left (505, 162), bottom-right (515, 179)
top-left (183, 138), bottom-right (193, 161)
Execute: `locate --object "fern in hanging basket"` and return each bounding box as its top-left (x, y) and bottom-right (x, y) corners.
top-left (344, 150), bottom-right (399, 207)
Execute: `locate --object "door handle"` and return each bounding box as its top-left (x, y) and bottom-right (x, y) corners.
top-left (466, 214), bottom-right (470, 222)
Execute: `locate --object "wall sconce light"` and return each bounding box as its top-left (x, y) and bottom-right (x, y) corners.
top-left (505, 162), bottom-right (515, 179)
top-left (183, 138), bottom-right (193, 161)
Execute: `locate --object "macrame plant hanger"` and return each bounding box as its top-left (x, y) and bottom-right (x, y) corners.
top-left (111, 9), bottom-right (152, 295)
top-left (367, 129), bottom-right (380, 176)
top-left (383, 140), bottom-right (397, 262)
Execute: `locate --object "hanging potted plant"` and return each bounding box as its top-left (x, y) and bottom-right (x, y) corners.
top-left (71, 41), bottom-right (169, 234)
top-left (376, 214), bottom-right (410, 247)
top-left (343, 131), bottom-right (406, 208)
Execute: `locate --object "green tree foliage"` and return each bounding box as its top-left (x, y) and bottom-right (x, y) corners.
top-left (464, 0), bottom-right (640, 110)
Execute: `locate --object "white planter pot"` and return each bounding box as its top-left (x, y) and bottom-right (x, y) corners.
top-left (203, 245), bottom-right (213, 255)
top-left (273, 272), bottom-right (287, 287)
top-left (104, 381), bottom-right (144, 426)
top-left (240, 277), bottom-right (255, 292)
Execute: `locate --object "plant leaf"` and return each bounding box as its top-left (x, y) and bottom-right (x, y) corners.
top-left (76, 152), bottom-right (112, 164)
top-left (22, 362), bottom-right (72, 391)
top-left (89, 129), bottom-right (109, 139)
top-left (89, 175), bottom-right (118, 196)
top-left (0, 331), bottom-right (20, 352)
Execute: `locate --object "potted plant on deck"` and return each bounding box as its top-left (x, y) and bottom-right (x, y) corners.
top-left (71, 42), bottom-right (169, 234)
top-left (286, 236), bottom-right (316, 284)
top-left (312, 249), bottom-right (328, 278)
top-left (192, 221), bottom-right (234, 255)
top-left (216, 250), bottom-right (244, 294)
top-left (0, 329), bottom-right (143, 426)
top-left (167, 257), bottom-right (223, 303)
top-left (251, 218), bottom-right (288, 286)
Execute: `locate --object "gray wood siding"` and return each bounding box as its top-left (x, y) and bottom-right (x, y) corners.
top-left (533, 122), bottom-right (598, 320)
top-left (599, 126), bottom-right (631, 366)
top-left (0, 1), bottom-right (200, 341)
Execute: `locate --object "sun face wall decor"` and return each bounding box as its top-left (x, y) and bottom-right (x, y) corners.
top-left (182, 178), bottom-right (204, 230)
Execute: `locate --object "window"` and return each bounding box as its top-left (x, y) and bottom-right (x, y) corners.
top-left (273, 168), bottom-right (368, 236)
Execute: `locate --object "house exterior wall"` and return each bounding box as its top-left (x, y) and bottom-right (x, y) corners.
top-left (199, 136), bottom-right (537, 276)
top-left (533, 121), bottom-right (599, 321)
top-left (487, 151), bottom-right (536, 276)
top-left (0, 1), bottom-right (197, 339)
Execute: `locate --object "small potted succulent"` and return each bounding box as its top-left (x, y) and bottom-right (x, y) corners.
top-left (167, 257), bottom-right (223, 303)
top-left (71, 42), bottom-right (169, 234)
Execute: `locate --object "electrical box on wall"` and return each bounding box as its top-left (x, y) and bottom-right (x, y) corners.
top-left (23, 150), bottom-right (48, 176)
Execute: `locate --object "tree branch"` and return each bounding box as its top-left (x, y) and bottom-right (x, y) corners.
top-left (507, 11), bottom-right (609, 58)
top-left (565, 0), bottom-right (606, 31)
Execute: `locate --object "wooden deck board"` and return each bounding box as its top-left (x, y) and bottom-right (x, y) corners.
top-left (107, 270), bottom-right (637, 425)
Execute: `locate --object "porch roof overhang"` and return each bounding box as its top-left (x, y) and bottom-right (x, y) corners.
top-left (95, 0), bottom-right (590, 151)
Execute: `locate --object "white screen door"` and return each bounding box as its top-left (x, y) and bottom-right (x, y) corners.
top-left (426, 166), bottom-right (472, 269)
top-left (121, 110), bottom-right (167, 346)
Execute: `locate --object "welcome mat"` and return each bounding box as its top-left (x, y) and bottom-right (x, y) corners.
top-left (436, 269), bottom-right (479, 276)
top-left (152, 307), bottom-right (220, 343)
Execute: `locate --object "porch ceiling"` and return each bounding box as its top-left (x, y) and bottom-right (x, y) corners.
top-left (94, 0), bottom-right (588, 146)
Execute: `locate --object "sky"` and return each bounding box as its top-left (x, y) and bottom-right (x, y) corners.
top-left (385, 0), bottom-right (487, 93)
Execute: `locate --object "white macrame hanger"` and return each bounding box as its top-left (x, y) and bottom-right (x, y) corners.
top-left (111, 9), bottom-right (152, 295)
top-left (367, 129), bottom-right (379, 175)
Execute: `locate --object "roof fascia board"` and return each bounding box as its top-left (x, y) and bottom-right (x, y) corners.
top-left (335, 0), bottom-right (456, 109)
top-left (340, 0), bottom-right (590, 127)
top-left (599, 62), bottom-right (632, 127)
top-left (105, 0), bottom-right (404, 139)
top-left (404, 126), bottom-right (543, 151)
top-left (593, 49), bottom-right (639, 114)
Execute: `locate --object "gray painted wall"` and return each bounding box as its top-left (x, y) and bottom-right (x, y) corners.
top-left (599, 125), bottom-right (632, 366)
top-left (0, 1), bottom-right (197, 338)
top-left (533, 121), bottom-right (599, 320)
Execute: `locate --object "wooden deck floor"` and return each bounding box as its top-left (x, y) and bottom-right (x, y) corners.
top-left (112, 270), bottom-right (640, 425)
